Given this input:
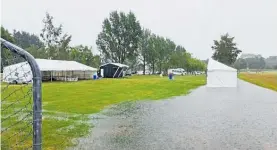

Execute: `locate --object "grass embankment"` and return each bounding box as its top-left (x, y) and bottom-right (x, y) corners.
top-left (1, 75), bottom-right (205, 149)
top-left (239, 72), bottom-right (277, 91)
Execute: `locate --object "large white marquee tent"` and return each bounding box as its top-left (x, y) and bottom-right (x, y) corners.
top-left (206, 58), bottom-right (238, 87)
top-left (3, 59), bottom-right (97, 83)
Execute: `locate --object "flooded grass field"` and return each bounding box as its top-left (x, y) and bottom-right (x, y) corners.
top-left (1, 75), bottom-right (205, 149)
top-left (70, 80), bottom-right (277, 150)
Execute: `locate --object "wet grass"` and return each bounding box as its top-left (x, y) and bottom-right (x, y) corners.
top-left (1, 75), bottom-right (206, 149)
top-left (239, 72), bottom-right (277, 91)
top-left (43, 75), bottom-right (205, 114)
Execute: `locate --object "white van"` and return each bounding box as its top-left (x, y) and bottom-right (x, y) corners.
top-left (168, 68), bottom-right (186, 75)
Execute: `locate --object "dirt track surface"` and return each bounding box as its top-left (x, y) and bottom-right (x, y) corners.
top-left (71, 80), bottom-right (277, 150)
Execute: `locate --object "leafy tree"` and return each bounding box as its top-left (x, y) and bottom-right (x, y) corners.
top-left (13, 30), bottom-right (44, 49)
top-left (40, 12), bottom-right (72, 60)
top-left (168, 52), bottom-right (181, 68)
top-left (136, 30), bottom-right (206, 74)
top-left (155, 36), bottom-right (165, 73)
top-left (58, 34), bottom-right (72, 60)
top-left (1, 27), bottom-right (15, 43)
top-left (244, 55), bottom-right (266, 69)
top-left (168, 45), bottom-right (186, 68)
top-left (234, 58), bottom-right (247, 70)
top-left (1, 26), bottom-right (16, 72)
top-left (186, 56), bottom-right (206, 72)
top-left (161, 38), bottom-right (176, 73)
top-left (265, 56), bottom-right (277, 69)
top-left (239, 54), bottom-right (268, 70)
top-left (69, 45), bottom-right (100, 67)
top-left (175, 45), bottom-right (186, 53)
top-left (138, 28), bottom-right (151, 74)
top-left (211, 33), bottom-right (242, 65)
top-left (92, 55), bottom-right (101, 68)
top-left (146, 34), bottom-right (158, 73)
top-left (25, 45), bottom-right (47, 59)
top-left (12, 30), bottom-right (46, 59)
top-left (125, 55), bottom-right (139, 72)
top-left (96, 11), bottom-right (142, 64)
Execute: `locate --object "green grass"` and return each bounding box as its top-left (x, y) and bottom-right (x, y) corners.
top-left (239, 72), bottom-right (277, 91)
top-left (1, 75), bottom-right (205, 149)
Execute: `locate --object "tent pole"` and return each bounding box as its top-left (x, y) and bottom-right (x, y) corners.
top-left (51, 71), bottom-right (52, 82)
top-left (65, 71), bottom-right (67, 81)
top-left (118, 68), bottom-right (123, 78)
top-left (113, 67), bottom-right (120, 78)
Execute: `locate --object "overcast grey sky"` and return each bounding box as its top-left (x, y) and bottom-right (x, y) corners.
top-left (1, 0), bottom-right (276, 59)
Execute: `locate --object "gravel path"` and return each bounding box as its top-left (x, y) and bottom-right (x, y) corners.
top-left (70, 80), bottom-right (277, 150)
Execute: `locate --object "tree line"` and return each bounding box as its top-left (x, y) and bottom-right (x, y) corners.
top-left (1, 11), bottom-right (207, 74)
top-left (96, 10), bottom-right (206, 74)
top-left (234, 54), bottom-right (277, 70)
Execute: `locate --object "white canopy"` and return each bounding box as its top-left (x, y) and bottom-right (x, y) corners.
top-left (5, 59), bottom-right (97, 71)
top-left (206, 58), bottom-right (238, 87)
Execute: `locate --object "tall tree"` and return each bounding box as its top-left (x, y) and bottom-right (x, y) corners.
top-left (168, 45), bottom-right (186, 69)
top-left (211, 33), bottom-right (242, 65)
top-left (40, 12), bottom-right (72, 60)
top-left (146, 34), bottom-right (158, 73)
top-left (138, 28), bottom-right (151, 74)
top-left (162, 38), bottom-right (176, 72)
top-left (96, 11), bottom-right (142, 64)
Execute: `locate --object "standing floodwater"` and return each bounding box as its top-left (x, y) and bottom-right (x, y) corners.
top-left (70, 80), bottom-right (277, 150)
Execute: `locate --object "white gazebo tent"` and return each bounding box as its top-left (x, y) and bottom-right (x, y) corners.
top-left (206, 58), bottom-right (238, 87)
top-left (3, 59), bottom-right (97, 83)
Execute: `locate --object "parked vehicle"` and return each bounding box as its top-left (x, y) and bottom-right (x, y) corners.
top-left (137, 70), bottom-right (151, 75)
top-left (168, 68), bottom-right (186, 75)
top-left (155, 71), bottom-right (164, 75)
top-left (193, 71), bottom-right (203, 75)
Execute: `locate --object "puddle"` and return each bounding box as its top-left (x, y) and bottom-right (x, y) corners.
top-left (69, 80), bottom-right (277, 150)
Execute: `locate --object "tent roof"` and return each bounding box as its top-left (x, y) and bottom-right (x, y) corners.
top-left (207, 58), bottom-right (237, 72)
top-left (100, 62), bottom-right (129, 68)
top-left (4, 59), bottom-right (97, 71)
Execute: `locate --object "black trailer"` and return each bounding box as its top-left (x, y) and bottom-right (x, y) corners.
top-left (99, 63), bottom-right (129, 78)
